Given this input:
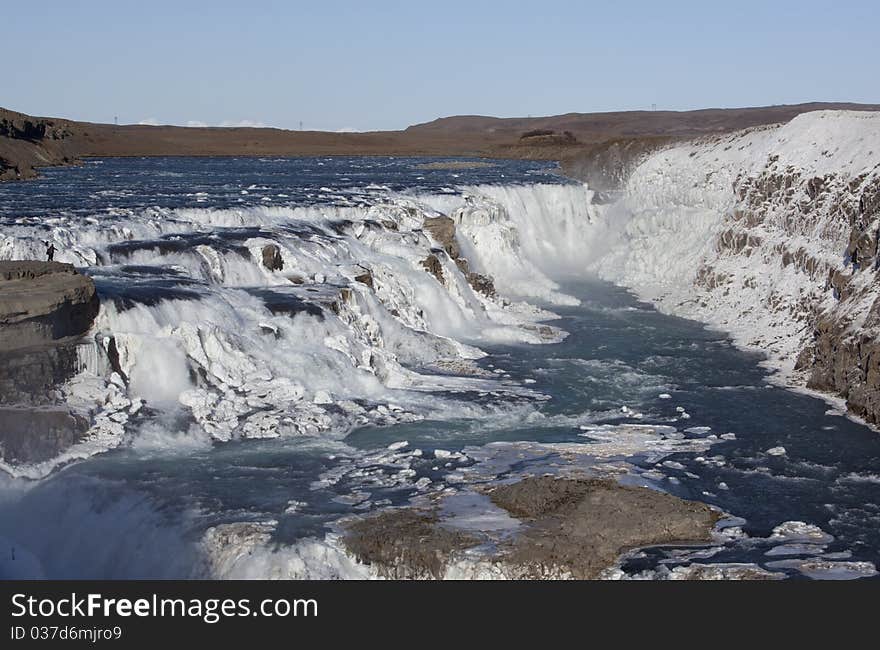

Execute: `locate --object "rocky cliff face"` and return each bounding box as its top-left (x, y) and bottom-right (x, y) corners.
top-left (0, 261), bottom-right (103, 469)
top-left (795, 172), bottom-right (880, 422)
top-left (0, 109), bottom-right (75, 181)
top-left (0, 261), bottom-right (100, 350)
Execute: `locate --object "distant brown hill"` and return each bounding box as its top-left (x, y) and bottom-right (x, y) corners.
top-left (2, 102), bottom-right (879, 182)
top-left (406, 103), bottom-right (880, 140)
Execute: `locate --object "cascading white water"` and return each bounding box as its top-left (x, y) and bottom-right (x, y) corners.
top-left (1, 188), bottom-right (585, 478)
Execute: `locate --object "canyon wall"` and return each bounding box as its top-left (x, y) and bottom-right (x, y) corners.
top-left (581, 111), bottom-right (880, 424)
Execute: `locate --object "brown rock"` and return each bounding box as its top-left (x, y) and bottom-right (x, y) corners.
top-left (343, 509), bottom-right (478, 579)
top-left (467, 272), bottom-right (495, 297)
top-left (422, 216), bottom-right (460, 259)
top-left (354, 268), bottom-right (374, 288)
top-left (261, 244), bottom-right (284, 271)
top-left (0, 261), bottom-right (100, 352)
top-left (421, 254), bottom-right (444, 284)
top-left (341, 476), bottom-right (720, 580)
top-left (489, 477), bottom-right (720, 579)
top-left (0, 406), bottom-right (90, 464)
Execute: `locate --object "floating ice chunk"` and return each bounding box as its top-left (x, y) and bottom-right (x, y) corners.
top-left (822, 551), bottom-right (852, 560)
top-left (769, 521), bottom-right (833, 545)
top-left (764, 559), bottom-right (877, 580)
top-left (720, 433), bottom-right (737, 440)
top-left (658, 563), bottom-right (784, 581)
top-left (284, 500), bottom-right (307, 514)
top-left (658, 393), bottom-right (672, 399)
top-left (675, 406), bottom-right (685, 413)
top-left (765, 543), bottom-right (826, 557)
top-left (332, 491), bottom-right (370, 506)
top-left (313, 390), bottom-right (333, 405)
top-left (837, 472), bottom-right (880, 484)
top-left (387, 440), bottom-right (409, 451)
top-left (129, 398), bottom-right (144, 415)
top-left (766, 446), bottom-right (787, 456)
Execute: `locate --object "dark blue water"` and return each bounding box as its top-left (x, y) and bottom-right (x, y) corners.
top-left (0, 156), bottom-right (565, 221)
top-left (349, 279), bottom-right (880, 573)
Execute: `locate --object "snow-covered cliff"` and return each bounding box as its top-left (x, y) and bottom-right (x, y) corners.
top-left (582, 111), bottom-right (880, 422)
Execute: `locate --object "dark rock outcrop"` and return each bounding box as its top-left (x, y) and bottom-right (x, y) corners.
top-left (488, 476), bottom-right (720, 579)
top-left (344, 509), bottom-right (478, 579)
top-left (354, 268), bottom-right (374, 288)
top-left (261, 244), bottom-right (284, 271)
top-left (0, 340), bottom-right (107, 466)
top-left (0, 261), bottom-right (100, 351)
top-left (0, 342), bottom-right (82, 406)
top-left (0, 407), bottom-right (90, 464)
top-left (466, 272), bottom-right (495, 297)
top-left (804, 304), bottom-right (880, 425)
top-left (420, 253), bottom-right (444, 284)
top-left (422, 216), bottom-right (496, 297)
top-left (423, 216), bottom-right (460, 259)
top-left (0, 262), bottom-right (103, 467)
top-left (0, 108), bottom-right (76, 181)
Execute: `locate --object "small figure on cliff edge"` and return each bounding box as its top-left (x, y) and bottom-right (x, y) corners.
top-left (45, 242), bottom-right (56, 262)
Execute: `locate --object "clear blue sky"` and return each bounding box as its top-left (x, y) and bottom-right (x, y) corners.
top-left (5, 0), bottom-right (878, 131)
